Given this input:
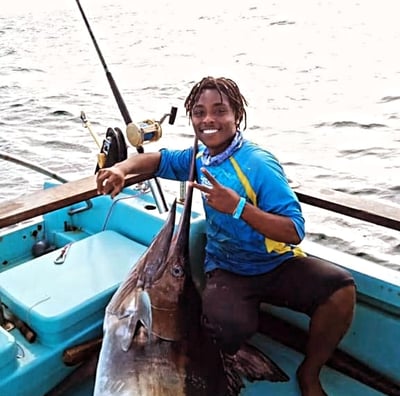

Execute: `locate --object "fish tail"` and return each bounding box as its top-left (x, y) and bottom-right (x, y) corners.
top-left (225, 342), bottom-right (289, 384)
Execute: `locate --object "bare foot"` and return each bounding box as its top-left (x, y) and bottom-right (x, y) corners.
top-left (296, 362), bottom-right (328, 396)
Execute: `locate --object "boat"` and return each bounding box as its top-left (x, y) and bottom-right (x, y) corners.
top-left (1, 1), bottom-right (399, 392)
top-left (0, 149), bottom-right (399, 396)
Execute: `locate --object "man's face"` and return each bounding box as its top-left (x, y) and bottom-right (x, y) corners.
top-left (190, 89), bottom-right (237, 156)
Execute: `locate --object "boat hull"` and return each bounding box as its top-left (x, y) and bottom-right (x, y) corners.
top-left (0, 182), bottom-right (399, 396)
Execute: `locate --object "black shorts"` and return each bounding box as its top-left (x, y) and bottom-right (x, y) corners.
top-left (201, 256), bottom-right (355, 353)
top-left (203, 256), bottom-right (355, 323)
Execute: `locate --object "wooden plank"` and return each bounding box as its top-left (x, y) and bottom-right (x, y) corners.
top-left (294, 185), bottom-right (400, 231)
top-left (0, 173), bottom-right (151, 229)
top-left (1, 175), bottom-right (399, 232)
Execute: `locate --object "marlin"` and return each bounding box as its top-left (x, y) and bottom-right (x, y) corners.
top-left (93, 138), bottom-right (288, 395)
top-left (47, 139), bottom-right (288, 396)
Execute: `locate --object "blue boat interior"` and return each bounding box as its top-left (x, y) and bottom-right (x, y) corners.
top-left (0, 182), bottom-right (398, 395)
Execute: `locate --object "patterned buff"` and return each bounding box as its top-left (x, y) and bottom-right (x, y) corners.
top-left (201, 131), bottom-right (244, 166)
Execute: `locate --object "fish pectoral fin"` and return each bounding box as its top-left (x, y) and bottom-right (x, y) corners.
top-left (223, 342), bottom-right (289, 385)
top-left (120, 290), bottom-right (152, 352)
top-left (136, 289), bottom-right (152, 330)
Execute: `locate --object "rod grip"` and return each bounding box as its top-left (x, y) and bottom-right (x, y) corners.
top-left (169, 106), bottom-right (178, 124)
top-left (2, 306), bottom-right (37, 343)
top-left (14, 318), bottom-right (36, 343)
top-left (63, 337), bottom-right (103, 366)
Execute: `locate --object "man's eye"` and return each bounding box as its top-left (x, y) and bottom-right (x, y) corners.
top-left (192, 110), bottom-right (204, 117)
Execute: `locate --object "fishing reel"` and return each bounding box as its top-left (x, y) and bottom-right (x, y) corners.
top-left (126, 106), bottom-right (177, 149)
top-left (81, 106), bottom-right (177, 172)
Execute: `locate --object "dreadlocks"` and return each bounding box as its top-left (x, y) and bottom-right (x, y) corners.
top-left (184, 77), bottom-right (248, 130)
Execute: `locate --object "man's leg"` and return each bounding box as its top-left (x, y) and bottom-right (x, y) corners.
top-left (297, 284), bottom-right (356, 396)
top-left (257, 256), bottom-right (356, 396)
top-left (201, 269), bottom-right (259, 354)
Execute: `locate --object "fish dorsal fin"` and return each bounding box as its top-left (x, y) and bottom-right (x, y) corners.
top-left (120, 289), bottom-right (152, 352)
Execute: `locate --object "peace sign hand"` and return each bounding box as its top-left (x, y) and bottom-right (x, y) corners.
top-left (189, 167), bottom-right (241, 214)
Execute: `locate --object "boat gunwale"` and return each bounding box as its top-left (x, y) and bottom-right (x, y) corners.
top-left (0, 174), bottom-right (399, 231)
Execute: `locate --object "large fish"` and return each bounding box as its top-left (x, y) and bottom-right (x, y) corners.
top-left (46, 139), bottom-right (289, 396)
top-left (93, 138), bottom-right (288, 395)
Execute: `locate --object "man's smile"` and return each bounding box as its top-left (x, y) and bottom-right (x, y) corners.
top-left (202, 128), bottom-right (219, 134)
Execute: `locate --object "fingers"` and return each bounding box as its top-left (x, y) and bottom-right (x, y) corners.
top-left (101, 178), bottom-right (116, 197)
top-left (96, 170), bottom-right (108, 194)
top-left (188, 168), bottom-right (219, 192)
top-left (96, 168), bottom-right (123, 197)
top-left (201, 168), bottom-right (219, 186)
top-left (190, 169), bottom-right (240, 213)
top-left (189, 168), bottom-right (219, 196)
top-left (189, 181), bottom-right (210, 194)
top-left (203, 192), bottom-right (211, 203)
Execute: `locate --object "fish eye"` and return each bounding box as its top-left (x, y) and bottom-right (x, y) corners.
top-left (171, 265), bottom-right (185, 278)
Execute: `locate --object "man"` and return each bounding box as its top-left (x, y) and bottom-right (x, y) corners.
top-left (97, 76), bottom-right (356, 396)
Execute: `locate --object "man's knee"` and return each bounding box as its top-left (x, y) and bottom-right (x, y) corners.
top-left (201, 307), bottom-right (258, 354)
top-left (326, 284), bottom-right (356, 318)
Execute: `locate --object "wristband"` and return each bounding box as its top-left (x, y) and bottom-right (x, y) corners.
top-left (232, 197), bottom-right (246, 219)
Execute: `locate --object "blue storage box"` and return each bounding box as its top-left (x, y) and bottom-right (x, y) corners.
top-left (0, 231), bottom-right (147, 345)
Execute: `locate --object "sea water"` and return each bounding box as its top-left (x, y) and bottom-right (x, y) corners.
top-left (0, 0), bottom-right (399, 268)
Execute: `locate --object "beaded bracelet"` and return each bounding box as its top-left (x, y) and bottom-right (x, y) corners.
top-left (232, 197), bottom-right (246, 219)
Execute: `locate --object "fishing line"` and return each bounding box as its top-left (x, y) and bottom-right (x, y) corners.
top-left (101, 191), bottom-right (148, 231)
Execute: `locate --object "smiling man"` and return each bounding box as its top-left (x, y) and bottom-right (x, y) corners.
top-left (96, 76), bottom-right (356, 396)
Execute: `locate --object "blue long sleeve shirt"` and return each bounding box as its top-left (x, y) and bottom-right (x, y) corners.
top-left (155, 139), bottom-right (306, 275)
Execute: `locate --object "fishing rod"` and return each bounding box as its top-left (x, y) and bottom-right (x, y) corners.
top-left (75, 0), bottom-right (175, 213)
top-left (0, 150), bottom-right (93, 215)
top-left (0, 151), bottom-right (68, 184)
top-left (75, 0), bottom-right (132, 127)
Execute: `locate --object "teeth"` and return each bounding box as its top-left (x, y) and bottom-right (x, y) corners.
top-left (203, 129), bottom-right (218, 134)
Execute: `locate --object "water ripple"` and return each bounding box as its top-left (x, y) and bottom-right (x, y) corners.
top-left (0, 0), bottom-right (399, 270)
top-left (338, 147), bottom-right (394, 159)
top-left (380, 96), bottom-right (400, 103)
top-left (315, 121), bottom-right (387, 129)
